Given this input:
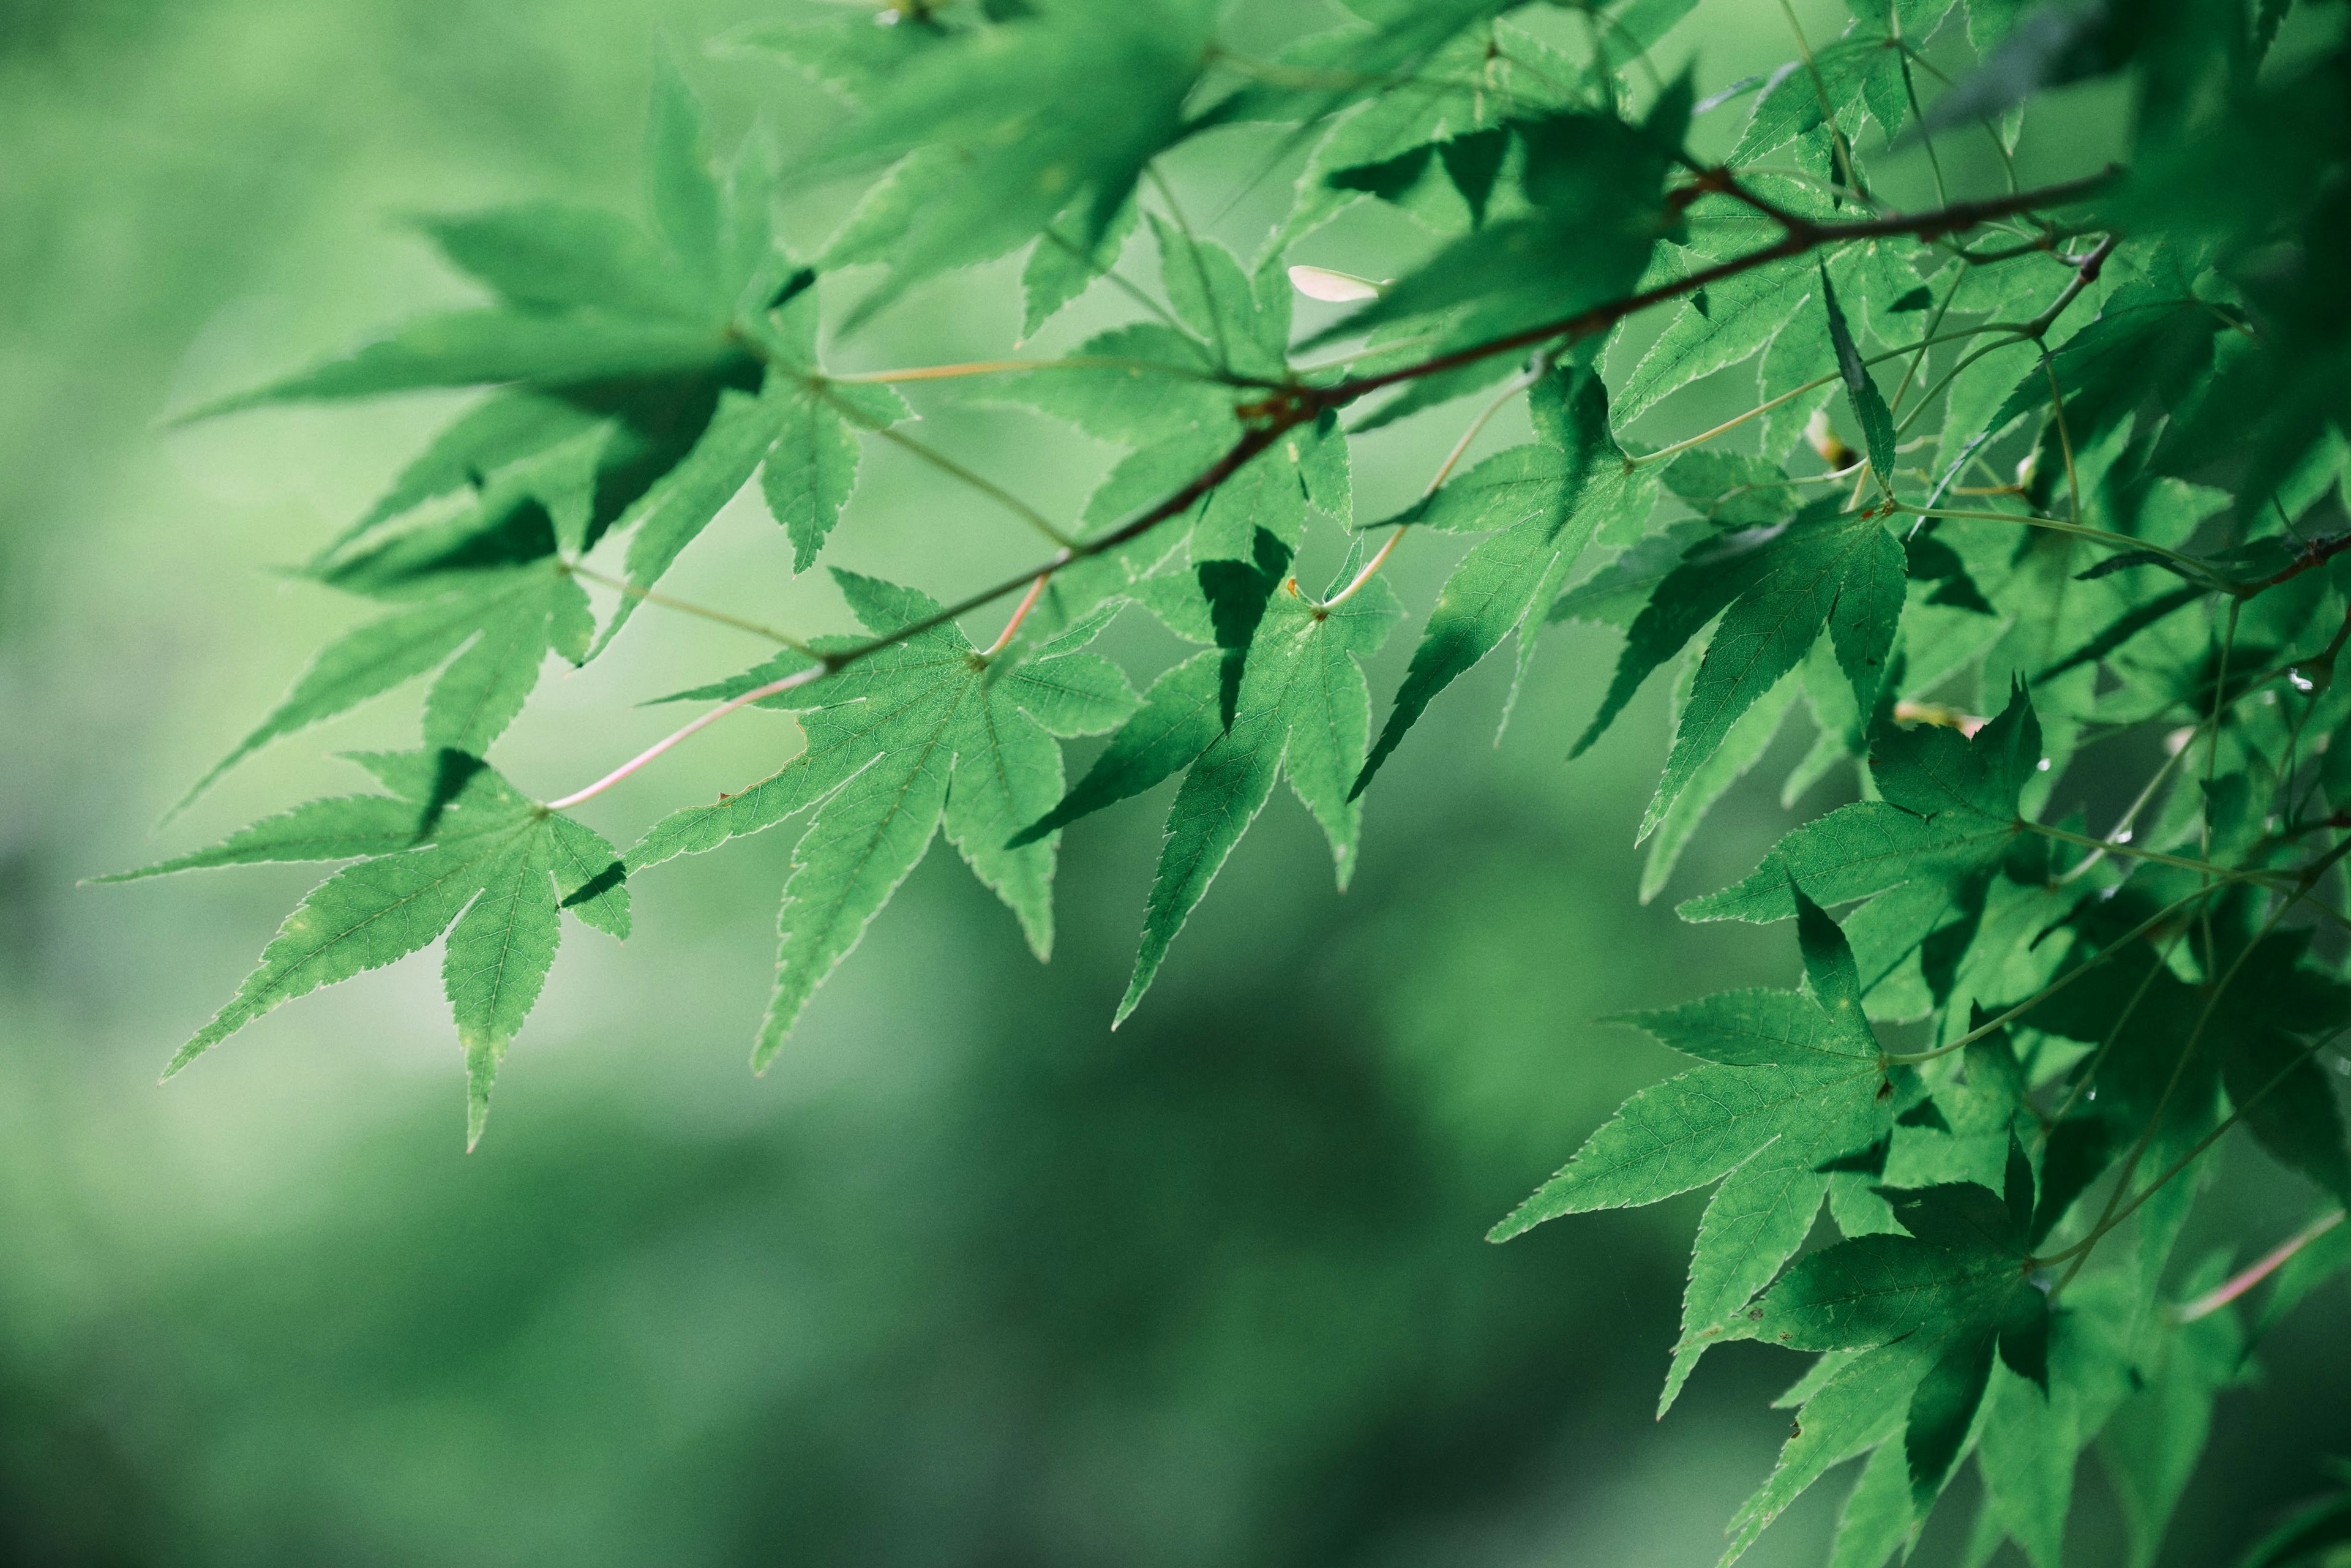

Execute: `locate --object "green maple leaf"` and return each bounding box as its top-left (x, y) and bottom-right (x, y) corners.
top-left (1353, 363), bottom-right (1657, 795)
top-left (1492, 887), bottom-right (1895, 1414)
top-left (2216, 932), bottom-right (2351, 1206)
top-left (1822, 261), bottom-right (1900, 486)
top-left (1686, 686), bottom-right (2041, 923)
top-left (160, 67), bottom-right (910, 807)
top-left (171, 555), bottom-right (594, 816)
top-left (1574, 494), bottom-right (1908, 839)
top-left (797, 0), bottom-right (1217, 326)
top-left (1212, 0), bottom-right (1517, 135)
top-left (1719, 1142), bottom-right (2047, 1560)
top-left (624, 572), bottom-right (1139, 1066)
top-left (1113, 538), bottom-right (1405, 1024)
top-left (1302, 92), bottom-right (1688, 355)
top-left (591, 283), bottom-right (910, 654)
top-left (1020, 195), bottom-right (1139, 342)
top-left (2033, 902), bottom-right (2351, 1218)
top-left (1731, 31), bottom-right (1911, 164)
top-left (1984, 289), bottom-right (2229, 459)
top-left (990, 231), bottom-right (1346, 558)
top-left (1269, 18), bottom-right (1579, 251)
top-left (1616, 255), bottom-right (1823, 429)
top-left (1725, 1335), bottom-right (1939, 1568)
top-left (106, 751), bottom-right (627, 1148)
top-left (182, 59), bottom-right (772, 427)
top-left (2102, 1253), bottom-right (2251, 1568)
top-left (1967, 1270), bottom-right (2139, 1568)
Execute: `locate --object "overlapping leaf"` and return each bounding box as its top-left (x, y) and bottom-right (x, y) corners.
top-left (795, 0), bottom-right (1216, 323)
top-left (110, 752), bottom-right (628, 1147)
top-left (626, 572), bottom-right (1138, 1064)
top-left (1493, 889), bottom-right (1894, 1412)
top-left (1572, 494), bottom-right (1907, 838)
top-left (1355, 364), bottom-right (1656, 793)
top-left (1302, 91), bottom-right (1689, 356)
top-left (1107, 539), bottom-right (1404, 1022)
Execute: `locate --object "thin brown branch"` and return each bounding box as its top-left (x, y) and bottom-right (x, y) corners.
top-left (544, 168), bottom-right (2125, 808)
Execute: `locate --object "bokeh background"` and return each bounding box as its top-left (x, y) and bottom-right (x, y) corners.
top-left (2, 1), bottom-right (2345, 1563)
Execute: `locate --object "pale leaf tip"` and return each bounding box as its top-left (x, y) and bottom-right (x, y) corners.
top-left (1288, 265), bottom-right (1384, 304)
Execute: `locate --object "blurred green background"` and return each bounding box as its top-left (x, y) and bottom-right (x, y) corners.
top-left (2, 1), bottom-right (2345, 1563)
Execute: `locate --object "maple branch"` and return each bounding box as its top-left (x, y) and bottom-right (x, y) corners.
top-left (2237, 530), bottom-right (2351, 594)
top-left (1317, 167), bottom-right (2120, 408)
top-left (827, 355), bottom-right (1263, 389)
top-left (544, 170), bottom-right (2123, 810)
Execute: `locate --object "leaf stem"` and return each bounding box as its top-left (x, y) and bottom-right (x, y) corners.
top-left (1773, 0), bottom-right (1867, 203)
top-left (1630, 325), bottom-right (2019, 469)
top-left (855, 417), bottom-right (1078, 550)
top-left (2055, 735), bottom-right (2197, 884)
top-left (1146, 165), bottom-right (1231, 372)
top-left (2176, 1208), bottom-right (2347, 1323)
top-left (2042, 353), bottom-right (2082, 523)
top-left (2039, 1026), bottom-right (2351, 1272)
top-left (1033, 222), bottom-right (1188, 337)
top-left (1893, 505), bottom-right (2222, 585)
top-left (981, 571), bottom-right (1052, 658)
top-left (2037, 927), bottom-right (2185, 1136)
top-left (1884, 876), bottom-right (2258, 1065)
top-left (1888, 266), bottom-right (1964, 416)
top-left (543, 662), bottom-right (828, 813)
top-left (564, 563), bottom-right (810, 652)
top-left (1895, 36), bottom-right (1949, 209)
top-left (1315, 350), bottom-right (1552, 609)
top-left (2023, 820), bottom-right (2290, 888)
top-left (2048, 895), bottom-right (2290, 1288)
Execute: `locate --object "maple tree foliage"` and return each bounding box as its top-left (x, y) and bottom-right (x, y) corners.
top-left (105, 0), bottom-right (2351, 1562)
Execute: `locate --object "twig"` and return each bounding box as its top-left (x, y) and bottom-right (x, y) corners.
top-left (827, 355), bottom-right (1262, 388)
top-left (1324, 168), bottom-right (2120, 407)
top-left (542, 170), bottom-right (2123, 810)
top-left (565, 563), bottom-right (809, 652)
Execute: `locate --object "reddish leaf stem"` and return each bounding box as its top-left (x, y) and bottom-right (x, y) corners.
top-left (2177, 1209), bottom-right (2345, 1324)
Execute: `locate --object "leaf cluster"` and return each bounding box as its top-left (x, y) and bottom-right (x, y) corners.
top-left (113, 1), bottom-right (2351, 1560)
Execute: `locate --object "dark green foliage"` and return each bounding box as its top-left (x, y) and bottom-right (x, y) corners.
top-left (110, 2), bottom-right (2351, 1564)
